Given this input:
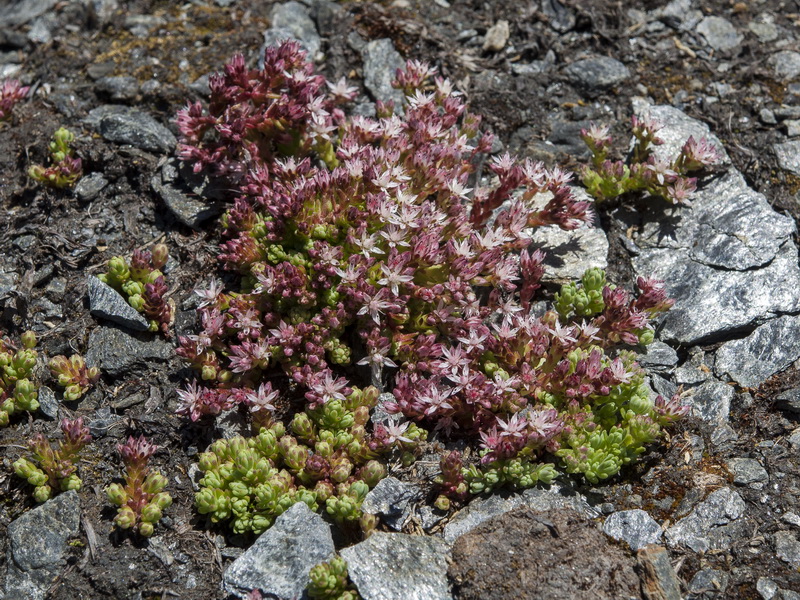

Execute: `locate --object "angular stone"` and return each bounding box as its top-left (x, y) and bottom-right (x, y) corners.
top-left (85, 325), bottom-right (172, 377)
top-left (73, 173), bottom-right (108, 201)
top-left (775, 140), bottom-right (800, 176)
top-left (637, 341), bottom-right (679, 374)
top-left (757, 577), bottom-right (779, 600)
top-left (361, 39), bottom-right (406, 109)
top-left (633, 242), bottom-right (800, 345)
top-left (96, 76), bottom-right (139, 101)
top-left (443, 484), bottom-right (597, 543)
top-left (635, 171), bottom-right (794, 270)
top-left (151, 158), bottom-right (222, 229)
top-left (714, 316), bottom-right (800, 388)
top-left (222, 502), bottom-right (335, 599)
top-left (775, 387), bottom-right (800, 415)
top-left (696, 16), bottom-right (742, 51)
top-left (727, 458), bottom-right (768, 486)
top-left (638, 545), bottom-right (682, 600)
top-left (689, 380), bottom-right (733, 424)
top-left (775, 531), bottom-right (800, 568)
top-left (665, 488), bottom-right (747, 552)
top-left (541, 0), bottom-right (575, 33)
top-left (85, 105), bottom-right (176, 154)
top-left (88, 276), bottom-right (150, 332)
top-left (632, 101), bottom-right (730, 166)
top-left (482, 20), bottom-right (509, 52)
top-left (563, 57), bottom-right (629, 96)
top-left (769, 51), bottom-right (800, 81)
top-left (261, 1), bottom-right (321, 63)
top-left (0, 0), bottom-right (58, 26)
top-left (603, 509), bottom-right (662, 551)
top-left (341, 532), bottom-right (452, 600)
top-left (687, 569), bottom-right (729, 599)
top-left (527, 190), bottom-right (608, 284)
top-left (37, 385), bottom-right (58, 419)
top-left (362, 477), bottom-right (423, 531)
top-left (3, 491), bottom-right (81, 600)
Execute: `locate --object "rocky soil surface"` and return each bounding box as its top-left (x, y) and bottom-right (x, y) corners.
top-left (2, 0), bottom-right (800, 599)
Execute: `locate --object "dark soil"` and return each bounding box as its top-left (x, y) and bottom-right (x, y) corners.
top-left (1, 0), bottom-right (800, 598)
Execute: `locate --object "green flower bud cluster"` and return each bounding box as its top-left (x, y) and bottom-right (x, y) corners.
top-left (307, 556), bottom-right (360, 600)
top-left (554, 268), bottom-right (607, 319)
top-left (196, 386), bottom-right (418, 535)
top-left (48, 354), bottom-right (100, 401)
top-left (97, 244), bottom-right (172, 334)
top-left (27, 127), bottom-right (83, 189)
top-left (462, 459), bottom-right (558, 496)
top-left (106, 435), bottom-right (172, 537)
top-left (13, 417), bottom-right (92, 502)
top-left (0, 330), bottom-right (39, 427)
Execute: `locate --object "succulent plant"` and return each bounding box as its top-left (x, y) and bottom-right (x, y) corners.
top-left (0, 330), bottom-right (39, 427)
top-left (28, 127), bottom-right (83, 189)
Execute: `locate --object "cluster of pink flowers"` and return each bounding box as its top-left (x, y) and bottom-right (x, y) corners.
top-left (175, 41), bottom-right (686, 489)
top-left (0, 79), bottom-right (28, 121)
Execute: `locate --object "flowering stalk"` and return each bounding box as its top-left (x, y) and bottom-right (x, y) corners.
top-left (97, 244), bottom-right (173, 335)
top-left (48, 354), bottom-right (100, 401)
top-left (0, 79), bottom-right (28, 121)
top-left (0, 330), bottom-right (39, 426)
top-left (28, 127), bottom-right (83, 189)
top-left (580, 116), bottom-right (720, 205)
top-left (13, 418), bottom-right (91, 502)
top-left (106, 435), bottom-right (172, 537)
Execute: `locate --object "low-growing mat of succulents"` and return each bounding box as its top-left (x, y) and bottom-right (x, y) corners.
top-left (2, 0), bottom-right (800, 599)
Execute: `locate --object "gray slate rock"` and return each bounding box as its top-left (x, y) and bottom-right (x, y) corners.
top-left (665, 487), bottom-right (747, 552)
top-left (88, 276), bottom-right (150, 331)
top-left (632, 100), bottom-right (730, 166)
top-left (727, 457), bottom-right (768, 486)
top-left (260, 2), bottom-right (321, 68)
top-left (775, 531), bottom-right (800, 568)
top-left (85, 326), bottom-right (172, 377)
top-left (85, 105), bottom-right (176, 153)
top-left (637, 341), bottom-right (679, 374)
top-left (222, 502), bottom-right (335, 599)
top-left (775, 140), bottom-right (800, 176)
top-left (74, 173), bottom-right (108, 201)
top-left (776, 387), bottom-right (800, 415)
top-left (541, 0), bottom-right (575, 33)
top-left (687, 569), bottom-right (729, 599)
top-left (769, 51), bottom-right (800, 81)
top-left (563, 57), bottom-right (630, 96)
top-left (655, 0), bottom-right (702, 31)
top-left (361, 39), bottom-right (406, 109)
top-left (637, 545), bottom-right (682, 600)
top-left (527, 189), bottom-right (608, 283)
top-left (628, 169), bottom-right (800, 344)
top-left (696, 16), bottom-right (742, 51)
top-left (443, 484), bottom-right (597, 543)
top-left (96, 76), bottom-right (139, 101)
top-left (37, 385), bottom-right (58, 418)
top-left (689, 380), bottom-right (733, 424)
top-left (2, 491), bottom-right (81, 600)
top-left (714, 315), bottom-right (800, 388)
top-left (0, 0), bottom-right (58, 26)
top-left (0, 270), bottom-right (18, 296)
top-left (603, 509), bottom-right (662, 551)
top-left (362, 477), bottom-right (423, 531)
top-left (341, 532), bottom-right (452, 600)
top-left (151, 158), bottom-right (221, 229)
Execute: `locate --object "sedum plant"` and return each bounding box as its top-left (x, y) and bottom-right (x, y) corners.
top-left (307, 556), bottom-right (360, 600)
top-left (106, 435), bottom-right (172, 537)
top-left (97, 243), bottom-right (173, 335)
top-left (193, 385), bottom-right (425, 535)
top-left (28, 127), bottom-right (83, 189)
top-left (580, 116), bottom-right (720, 205)
top-left (13, 417), bottom-right (92, 502)
top-left (0, 79), bottom-right (28, 121)
top-left (49, 354), bottom-right (100, 401)
top-left (177, 41), bottom-right (688, 526)
top-left (0, 330), bottom-right (39, 426)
